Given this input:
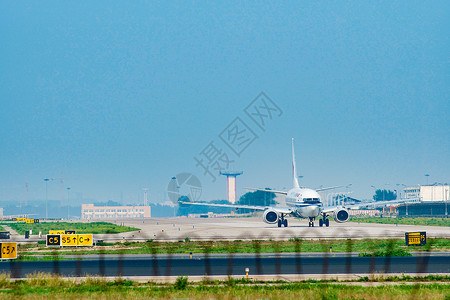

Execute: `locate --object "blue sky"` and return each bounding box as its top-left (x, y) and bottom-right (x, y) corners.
top-left (0, 1), bottom-right (449, 206)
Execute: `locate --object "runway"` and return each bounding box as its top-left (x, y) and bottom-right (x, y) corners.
top-left (3, 254), bottom-right (449, 278)
top-left (90, 216), bottom-right (450, 242)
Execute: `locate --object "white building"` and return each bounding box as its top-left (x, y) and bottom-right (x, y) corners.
top-left (404, 185), bottom-right (449, 202)
top-left (81, 204), bottom-right (151, 219)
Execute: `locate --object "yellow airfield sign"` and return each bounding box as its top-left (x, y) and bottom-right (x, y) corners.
top-left (77, 234), bottom-right (93, 246)
top-left (405, 232), bottom-right (426, 246)
top-left (49, 230), bottom-right (65, 235)
top-left (49, 230), bottom-right (76, 235)
top-left (46, 234), bottom-right (93, 247)
top-left (61, 234), bottom-right (78, 246)
top-left (0, 242), bottom-right (17, 259)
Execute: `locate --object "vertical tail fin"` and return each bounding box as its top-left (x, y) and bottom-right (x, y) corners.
top-left (292, 138), bottom-right (300, 188)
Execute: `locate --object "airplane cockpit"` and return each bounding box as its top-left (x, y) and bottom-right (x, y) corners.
top-left (303, 198), bottom-right (320, 204)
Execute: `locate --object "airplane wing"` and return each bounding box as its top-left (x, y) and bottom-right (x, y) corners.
top-left (315, 185), bottom-right (346, 192)
top-left (244, 188), bottom-right (288, 195)
top-left (322, 198), bottom-right (419, 213)
top-left (179, 201), bottom-right (292, 214)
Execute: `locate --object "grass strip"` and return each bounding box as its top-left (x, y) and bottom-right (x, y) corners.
top-left (0, 273), bottom-right (447, 299)
top-left (0, 221), bottom-right (139, 235)
top-left (18, 238), bottom-right (450, 257)
top-left (349, 216), bottom-right (450, 227)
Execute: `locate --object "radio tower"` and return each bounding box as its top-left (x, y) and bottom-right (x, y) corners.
top-left (220, 171), bottom-right (243, 204)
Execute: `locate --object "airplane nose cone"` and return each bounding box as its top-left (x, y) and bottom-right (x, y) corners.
top-left (302, 205), bottom-right (321, 218)
top-left (312, 206), bottom-right (320, 215)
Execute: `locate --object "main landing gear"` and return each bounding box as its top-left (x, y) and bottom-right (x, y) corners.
top-left (277, 214), bottom-right (288, 227)
top-left (308, 217), bottom-right (315, 227)
top-left (318, 214), bottom-right (330, 227)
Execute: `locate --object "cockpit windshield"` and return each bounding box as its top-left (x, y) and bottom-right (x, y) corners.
top-left (303, 198), bottom-right (320, 204)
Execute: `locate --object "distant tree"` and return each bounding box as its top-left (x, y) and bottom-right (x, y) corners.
top-left (373, 189), bottom-right (397, 201)
top-left (235, 189), bottom-right (277, 214)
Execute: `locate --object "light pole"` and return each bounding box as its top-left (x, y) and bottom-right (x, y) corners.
top-left (445, 186), bottom-right (448, 217)
top-left (370, 185), bottom-right (377, 201)
top-left (67, 187), bottom-right (71, 220)
top-left (44, 178), bottom-right (50, 219)
top-left (344, 184), bottom-right (352, 205)
top-left (175, 185), bottom-right (181, 217)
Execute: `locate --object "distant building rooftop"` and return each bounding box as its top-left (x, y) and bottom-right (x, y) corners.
top-left (81, 203), bottom-right (151, 219)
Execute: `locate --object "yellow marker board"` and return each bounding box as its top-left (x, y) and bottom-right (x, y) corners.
top-left (46, 234), bottom-right (93, 247)
top-left (26, 219), bottom-right (34, 223)
top-left (405, 232), bottom-right (426, 246)
top-left (61, 234), bottom-right (78, 246)
top-left (49, 230), bottom-right (76, 235)
top-left (0, 242), bottom-right (17, 259)
top-left (49, 230), bottom-right (65, 235)
top-left (16, 218), bottom-right (26, 222)
top-left (46, 235), bottom-right (61, 246)
top-left (77, 234), bottom-right (93, 246)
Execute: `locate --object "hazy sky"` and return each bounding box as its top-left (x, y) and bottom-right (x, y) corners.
top-left (1, 1), bottom-right (449, 206)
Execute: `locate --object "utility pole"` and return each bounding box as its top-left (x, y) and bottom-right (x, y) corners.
top-left (25, 178), bottom-right (29, 206)
top-left (44, 178), bottom-right (50, 219)
top-left (67, 187), bottom-right (71, 220)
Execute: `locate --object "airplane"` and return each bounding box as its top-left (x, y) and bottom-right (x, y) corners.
top-left (180, 138), bottom-right (414, 228)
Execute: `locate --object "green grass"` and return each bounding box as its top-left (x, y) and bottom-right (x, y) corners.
top-left (358, 246), bottom-right (412, 257)
top-left (0, 273), bottom-right (447, 299)
top-left (0, 225), bottom-right (6, 231)
top-left (350, 216), bottom-right (450, 227)
top-left (1, 221), bottom-right (139, 235)
top-left (18, 238), bottom-right (450, 257)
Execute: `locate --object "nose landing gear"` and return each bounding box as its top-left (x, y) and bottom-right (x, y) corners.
top-left (308, 217), bottom-right (315, 227)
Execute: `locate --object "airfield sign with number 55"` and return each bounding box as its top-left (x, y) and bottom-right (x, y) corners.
top-left (61, 234), bottom-right (78, 246)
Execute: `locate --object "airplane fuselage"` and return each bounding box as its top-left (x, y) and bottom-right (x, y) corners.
top-left (285, 187), bottom-right (323, 218)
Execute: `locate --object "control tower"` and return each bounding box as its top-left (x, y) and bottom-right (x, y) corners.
top-left (220, 171), bottom-right (243, 204)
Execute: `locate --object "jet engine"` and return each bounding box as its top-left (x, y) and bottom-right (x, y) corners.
top-left (333, 208), bottom-right (350, 223)
top-left (262, 209), bottom-right (279, 224)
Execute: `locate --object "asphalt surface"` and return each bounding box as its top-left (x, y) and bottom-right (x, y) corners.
top-left (99, 217), bottom-right (450, 241)
top-left (9, 217), bottom-right (450, 243)
top-left (3, 254), bottom-right (449, 278)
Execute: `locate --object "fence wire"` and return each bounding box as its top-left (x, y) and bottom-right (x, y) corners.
top-left (1, 227), bottom-right (443, 280)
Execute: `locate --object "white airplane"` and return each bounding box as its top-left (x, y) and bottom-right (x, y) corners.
top-left (181, 139), bottom-right (413, 228)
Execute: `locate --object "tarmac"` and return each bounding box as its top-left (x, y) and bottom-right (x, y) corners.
top-left (9, 216), bottom-right (449, 243)
top-left (91, 216), bottom-right (450, 242)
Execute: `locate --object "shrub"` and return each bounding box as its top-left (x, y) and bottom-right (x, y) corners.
top-left (174, 276), bottom-right (188, 290)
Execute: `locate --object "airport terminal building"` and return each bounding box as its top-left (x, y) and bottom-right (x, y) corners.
top-left (81, 204), bottom-right (151, 219)
top-left (398, 184), bottom-right (449, 217)
top-left (404, 184), bottom-right (449, 202)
